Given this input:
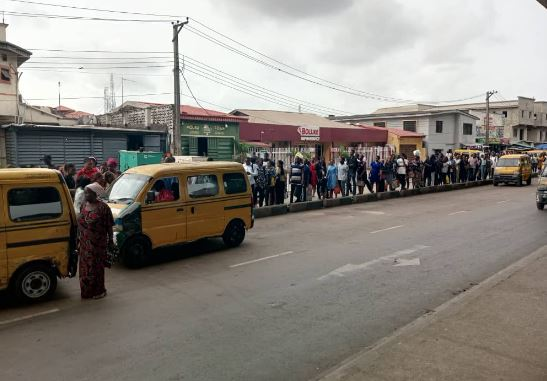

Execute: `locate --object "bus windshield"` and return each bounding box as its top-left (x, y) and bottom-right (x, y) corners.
top-left (497, 158), bottom-right (520, 167)
top-left (106, 173), bottom-right (151, 203)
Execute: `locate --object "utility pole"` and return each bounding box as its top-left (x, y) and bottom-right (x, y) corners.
top-left (172, 18), bottom-right (189, 155)
top-left (485, 90), bottom-right (497, 147)
top-left (58, 81), bottom-right (61, 108)
top-left (121, 76), bottom-right (137, 106)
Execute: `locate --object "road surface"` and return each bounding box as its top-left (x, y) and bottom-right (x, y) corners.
top-left (1, 182), bottom-right (545, 381)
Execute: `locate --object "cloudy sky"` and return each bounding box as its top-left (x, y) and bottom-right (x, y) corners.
top-left (4, 0), bottom-right (547, 116)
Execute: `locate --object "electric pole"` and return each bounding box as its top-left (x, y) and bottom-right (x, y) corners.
top-left (485, 90), bottom-right (497, 147)
top-left (58, 81), bottom-right (61, 108)
top-left (172, 18), bottom-right (189, 155)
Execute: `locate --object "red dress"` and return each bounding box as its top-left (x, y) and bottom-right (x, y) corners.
top-left (310, 165), bottom-right (318, 187)
top-left (78, 201), bottom-right (114, 299)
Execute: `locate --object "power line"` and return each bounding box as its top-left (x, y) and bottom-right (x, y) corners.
top-left (3, 10), bottom-right (171, 22)
top-left (25, 51), bottom-right (355, 114)
top-left (28, 48), bottom-right (172, 54)
top-left (7, 1), bottom-right (484, 105)
top-left (7, 0), bottom-right (183, 18)
top-left (185, 25), bottom-right (485, 105)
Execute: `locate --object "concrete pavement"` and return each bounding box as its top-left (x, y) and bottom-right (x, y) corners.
top-left (319, 244), bottom-right (547, 381)
top-left (0, 181), bottom-right (545, 381)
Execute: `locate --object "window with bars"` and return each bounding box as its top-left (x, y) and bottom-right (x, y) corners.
top-left (403, 121), bottom-right (416, 132)
top-left (435, 121), bottom-right (443, 133)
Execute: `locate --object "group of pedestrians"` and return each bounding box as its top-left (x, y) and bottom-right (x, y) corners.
top-left (244, 154), bottom-right (287, 207)
top-left (245, 149), bottom-right (535, 205)
top-left (40, 154), bottom-right (119, 300)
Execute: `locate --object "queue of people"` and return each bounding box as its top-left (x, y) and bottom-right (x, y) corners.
top-left (245, 149), bottom-right (546, 206)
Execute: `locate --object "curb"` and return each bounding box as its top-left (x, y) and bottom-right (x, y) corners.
top-left (255, 180), bottom-right (493, 219)
top-left (315, 244), bottom-right (547, 380)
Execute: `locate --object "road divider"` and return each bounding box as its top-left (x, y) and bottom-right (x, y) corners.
top-left (254, 180), bottom-right (494, 219)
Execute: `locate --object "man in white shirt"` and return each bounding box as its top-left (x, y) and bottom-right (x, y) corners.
top-left (337, 157), bottom-right (349, 196)
top-left (244, 157), bottom-right (258, 205)
top-left (396, 154), bottom-right (408, 190)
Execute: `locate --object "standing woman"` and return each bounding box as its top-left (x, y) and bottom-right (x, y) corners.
top-left (77, 183), bottom-right (114, 299)
top-left (275, 160), bottom-right (286, 205)
top-left (326, 160), bottom-right (338, 199)
top-left (370, 156), bottom-right (383, 193)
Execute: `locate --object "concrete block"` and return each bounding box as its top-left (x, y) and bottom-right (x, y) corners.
top-left (270, 204), bottom-right (288, 216)
top-left (419, 187), bottom-right (433, 195)
top-left (254, 206), bottom-right (272, 219)
top-left (340, 196), bottom-right (354, 205)
top-left (400, 189), bottom-right (419, 197)
top-left (288, 202), bottom-right (307, 214)
top-left (377, 191), bottom-right (400, 200)
top-left (354, 193), bottom-right (377, 203)
top-left (324, 198), bottom-right (341, 208)
top-left (306, 200), bottom-right (324, 211)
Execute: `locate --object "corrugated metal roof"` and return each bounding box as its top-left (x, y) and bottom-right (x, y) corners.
top-left (233, 109), bottom-right (362, 129)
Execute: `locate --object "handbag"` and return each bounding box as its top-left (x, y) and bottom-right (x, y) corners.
top-left (357, 180), bottom-right (365, 187)
top-left (334, 185), bottom-right (341, 194)
top-left (104, 245), bottom-right (119, 268)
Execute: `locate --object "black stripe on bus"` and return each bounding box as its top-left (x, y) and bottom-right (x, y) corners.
top-left (5, 222), bottom-right (70, 232)
top-left (7, 236), bottom-right (70, 249)
top-left (224, 204), bottom-right (252, 211)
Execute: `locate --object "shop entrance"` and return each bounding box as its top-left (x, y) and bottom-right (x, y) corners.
top-left (315, 144), bottom-right (323, 159)
top-left (198, 137), bottom-right (208, 156)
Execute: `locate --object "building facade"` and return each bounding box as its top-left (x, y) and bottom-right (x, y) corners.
top-left (234, 109), bottom-right (387, 161)
top-left (3, 124), bottom-right (166, 167)
top-left (333, 110), bottom-right (478, 154)
top-left (96, 102), bottom-right (244, 161)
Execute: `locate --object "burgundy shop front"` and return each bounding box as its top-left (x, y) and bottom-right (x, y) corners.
top-left (239, 120), bottom-right (387, 160)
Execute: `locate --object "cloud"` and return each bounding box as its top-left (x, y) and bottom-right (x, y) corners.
top-left (226, 0), bottom-right (355, 19)
top-left (320, 0), bottom-right (425, 64)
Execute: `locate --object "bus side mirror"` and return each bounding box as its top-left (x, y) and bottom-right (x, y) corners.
top-left (146, 191), bottom-right (155, 204)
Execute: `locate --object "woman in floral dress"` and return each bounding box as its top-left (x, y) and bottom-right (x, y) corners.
top-left (78, 182), bottom-right (114, 299)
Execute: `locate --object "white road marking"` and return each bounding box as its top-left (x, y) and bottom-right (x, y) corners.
top-left (230, 251), bottom-right (294, 268)
top-left (361, 211), bottom-right (386, 215)
top-left (393, 258), bottom-right (421, 267)
top-left (318, 245), bottom-right (429, 280)
top-left (448, 210), bottom-right (469, 216)
top-left (370, 225), bottom-right (403, 234)
top-left (497, 200), bottom-right (510, 204)
top-left (0, 308), bottom-right (60, 326)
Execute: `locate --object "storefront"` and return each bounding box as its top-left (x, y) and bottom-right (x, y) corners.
top-left (2, 123), bottom-right (166, 167)
top-left (385, 127), bottom-right (426, 158)
top-left (234, 109), bottom-right (387, 161)
top-left (180, 106), bottom-right (246, 161)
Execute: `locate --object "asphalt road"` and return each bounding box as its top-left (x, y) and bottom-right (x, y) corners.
top-left (1, 182), bottom-right (546, 381)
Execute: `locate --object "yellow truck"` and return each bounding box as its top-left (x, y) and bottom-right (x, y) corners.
top-left (0, 169), bottom-right (77, 302)
top-left (105, 162), bottom-right (254, 267)
top-left (493, 154), bottom-right (532, 187)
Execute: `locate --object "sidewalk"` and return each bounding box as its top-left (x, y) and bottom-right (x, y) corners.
top-left (318, 245), bottom-right (547, 381)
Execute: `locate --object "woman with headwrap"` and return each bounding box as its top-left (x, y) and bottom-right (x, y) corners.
top-left (77, 182), bottom-right (114, 299)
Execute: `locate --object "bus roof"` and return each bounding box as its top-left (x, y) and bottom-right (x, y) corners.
top-left (125, 162), bottom-right (245, 177)
top-left (0, 168), bottom-right (62, 183)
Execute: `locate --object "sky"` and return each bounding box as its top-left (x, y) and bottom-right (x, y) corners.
top-left (3, 0), bottom-right (547, 116)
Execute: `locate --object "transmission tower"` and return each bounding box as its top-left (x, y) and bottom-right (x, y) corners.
top-left (110, 73), bottom-right (116, 111)
top-left (104, 87), bottom-right (110, 113)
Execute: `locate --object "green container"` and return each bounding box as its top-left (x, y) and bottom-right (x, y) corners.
top-left (119, 150), bottom-right (163, 172)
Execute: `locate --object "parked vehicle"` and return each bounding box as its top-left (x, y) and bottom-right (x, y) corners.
top-left (106, 162), bottom-right (254, 267)
top-left (536, 167), bottom-right (547, 210)
top-left (0, 169), bottom-right (77, 302)
top-left (493, 154), bottom-right (532, 187)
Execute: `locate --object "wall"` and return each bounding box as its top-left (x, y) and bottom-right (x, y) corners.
top-left (0, 54), bottom-right (19, 119)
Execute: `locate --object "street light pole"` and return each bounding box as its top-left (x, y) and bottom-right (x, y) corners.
top-left (485, 90), bottom-right (497, 147)
top-left (172, 18), bottom-right (189, 156)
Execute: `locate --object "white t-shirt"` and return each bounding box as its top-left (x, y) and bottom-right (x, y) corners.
top-left (337, 163), bottom-right (348, 181)
top-left (396, 158), bottom-right (408, 175)
top-left (244, 163), bottom-right (257, 185)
